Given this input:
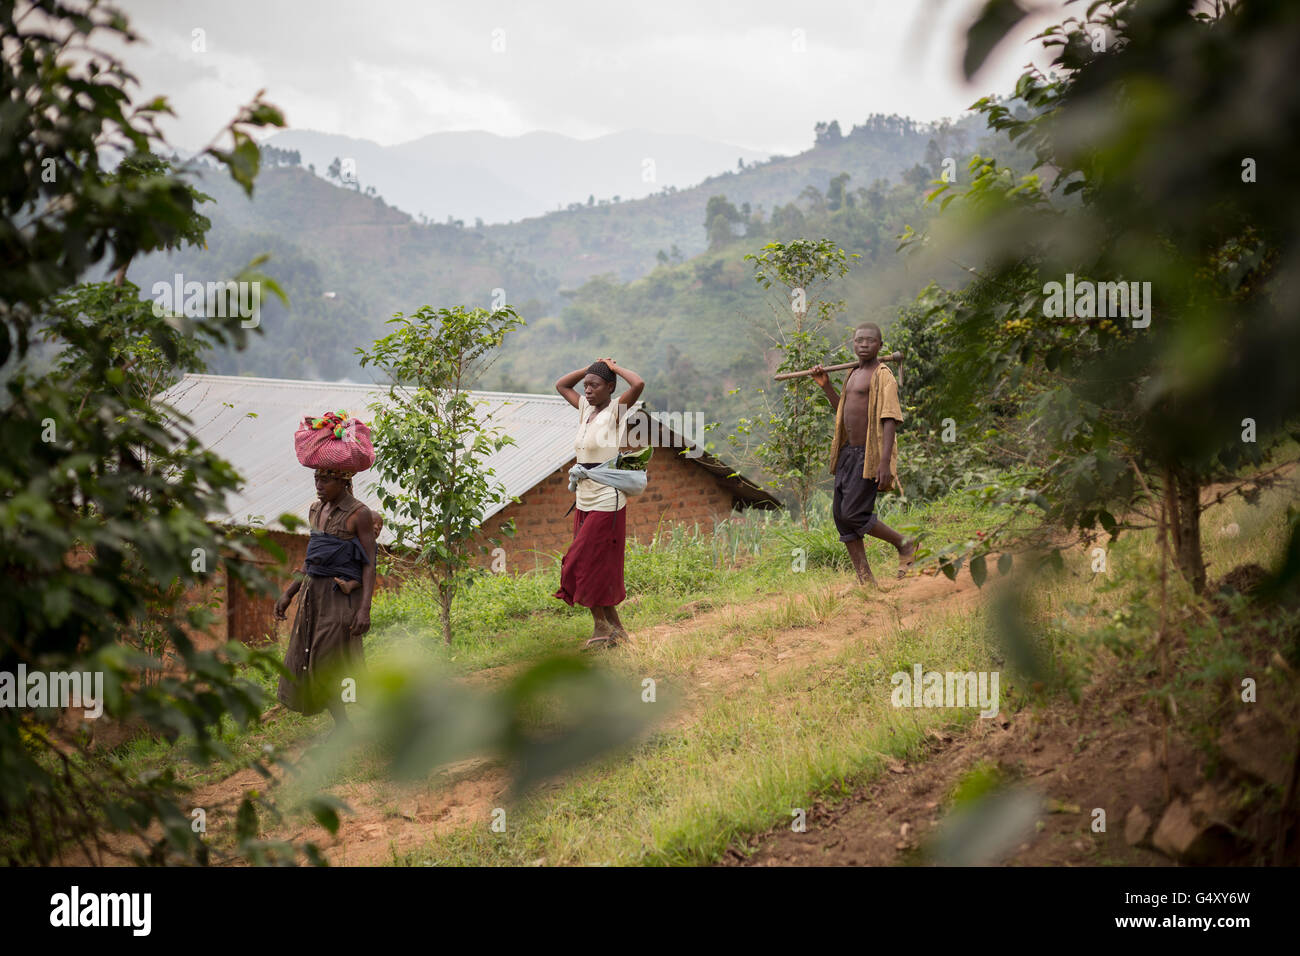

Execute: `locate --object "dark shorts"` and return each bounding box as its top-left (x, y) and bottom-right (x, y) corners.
top-left (833, 444), bottom-right (879, 543)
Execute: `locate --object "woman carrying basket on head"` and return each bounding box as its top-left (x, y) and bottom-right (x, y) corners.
top-left (274, 411), bottom-right (381, 737)
top-left (553, 358), bottom-right (645, 649)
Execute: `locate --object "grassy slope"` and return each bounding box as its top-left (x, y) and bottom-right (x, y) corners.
top-left (391, 471), bottom-right (1298, 867)
top-left (76, 447), bottom-right (1298, 866)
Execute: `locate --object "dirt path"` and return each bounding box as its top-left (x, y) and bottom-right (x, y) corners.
top-left (728, 656), bottom-right (1299, 867)
top-left (220, 564), bottom-right (987, 865)
top-left (728, 669), bottom-right (1182, 867)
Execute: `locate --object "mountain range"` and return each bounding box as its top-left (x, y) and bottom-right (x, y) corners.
top-left (265, 127), bottom-right (771, 225)
top-left (128, 112), bottom-right (1022, 418)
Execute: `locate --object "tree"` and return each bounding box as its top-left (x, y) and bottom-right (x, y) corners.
top-left (730, 239), bottom-right (860, 526)
top-left (261, 144), bottom-right (300, 167)
top-left (771, 202), bottom-right (806, 234)
top-left (923, 138), bottom-right (944, 178)
top-left (798, 184), bottom-right (826, 214)
top-left (358, 305), bottom-right (523, 644)
top-left (2, 6), bottom-right (644, 865)
top-left (814, 120), bottom-right (843, 146)
top-left (705, 194), bottom-right (742, 250)
top-left (0, 0), bottom-right (308, 864)
top-left (902, 163), bottom-right (931, 188)
top-left (827, 172), bottom-right (852, 212)
top-left (913, 0), bottom-right (1300, 593)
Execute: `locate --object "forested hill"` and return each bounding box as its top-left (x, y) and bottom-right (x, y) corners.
top-left (128, 112), bottom-right (1020, 389)
top-left (129, 165), bottom-right (559, 382)
top-left (482, 114), bottom-right (986, 286)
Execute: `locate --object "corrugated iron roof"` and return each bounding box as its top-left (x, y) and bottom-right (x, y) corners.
top-left (157, 373), bottom-right (778, 543)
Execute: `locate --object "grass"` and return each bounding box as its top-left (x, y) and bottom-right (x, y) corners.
top-left (395, 606), bottom-right (1002, 866)
top-left (88, 489), bottom-right (1009, 818)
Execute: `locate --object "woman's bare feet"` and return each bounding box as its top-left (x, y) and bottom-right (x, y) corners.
top-left (584, 606), bottom-right (615, 648)
top-left (605, 605), bottom-right (630, 643)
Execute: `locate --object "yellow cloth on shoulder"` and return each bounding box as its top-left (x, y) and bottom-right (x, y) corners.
top-left (828, 363), bottom-right (904, 484)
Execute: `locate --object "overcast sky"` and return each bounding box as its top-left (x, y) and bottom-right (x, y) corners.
top-left (111, 0), bottom-right (1064, 155)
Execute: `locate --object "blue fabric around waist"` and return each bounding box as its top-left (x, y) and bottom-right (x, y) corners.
top-left (304, 530), bottom-right (369, 580)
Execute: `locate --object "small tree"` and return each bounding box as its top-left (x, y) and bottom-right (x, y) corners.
top-left (729, 239), bottom-right (859, 527)
top-left (705, 194), bottom-right (742, 250)
top-left (359, 305), bottom-right (523, 644)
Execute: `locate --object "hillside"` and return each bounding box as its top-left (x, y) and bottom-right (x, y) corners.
top-left (130, 112), bottom-right (1023, 396)
top-left (481, 175), bottom-right (965, 413)
top-left (482, 114), bottom-right (988, 286)
top-left (129, 166), bottom-right (559, 381)
top-left (480, 114), bottom-right (1031, 419)
top-left (84, 470), bottom-right (1300, 869)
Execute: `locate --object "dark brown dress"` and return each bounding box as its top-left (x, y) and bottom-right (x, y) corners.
top-left (277, 492), bottom-right (368, 715)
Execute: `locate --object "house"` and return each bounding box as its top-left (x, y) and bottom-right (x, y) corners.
top-left (159, 373), bottom-right (779, 644)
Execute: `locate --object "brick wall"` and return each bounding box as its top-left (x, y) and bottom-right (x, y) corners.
top-left (224, 530), bottom-right (306, 647)
top-left (476, 451), bottom-right (738, 573)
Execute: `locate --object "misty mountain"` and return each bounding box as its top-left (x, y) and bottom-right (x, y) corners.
top-left (128, 113), bottom-right (1022, 392)
top-left (483, 114), bottom-right (988, 286)
top-left (265, 127), bottom-right (770, 225)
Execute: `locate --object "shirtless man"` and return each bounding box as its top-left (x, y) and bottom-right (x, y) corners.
top-left (810, 322), bottom-right (918, 586)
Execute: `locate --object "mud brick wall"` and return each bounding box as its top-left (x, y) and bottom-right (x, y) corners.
top-left (476, 453), bottom-right (739, 573)
top-left (223, 530), bottom-right (307, 647)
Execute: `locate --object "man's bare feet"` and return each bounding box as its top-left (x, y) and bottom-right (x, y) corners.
top-left (896, 538), bottom-right (918, 579)
top-left (334, 577), bottom-right (361, 594)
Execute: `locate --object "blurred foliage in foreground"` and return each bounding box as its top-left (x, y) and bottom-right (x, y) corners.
top-left (897, 0), bottom-right (1300, 595)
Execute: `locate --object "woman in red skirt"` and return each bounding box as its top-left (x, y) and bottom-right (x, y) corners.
top-left (553, 357), bottom-right (644, 648)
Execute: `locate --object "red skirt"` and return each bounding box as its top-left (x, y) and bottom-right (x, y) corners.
top-left (553, 507), bottom-right (627, 608)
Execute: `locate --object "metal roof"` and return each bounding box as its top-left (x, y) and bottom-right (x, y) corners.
top-left (157, 373), bottom-right (778, 542)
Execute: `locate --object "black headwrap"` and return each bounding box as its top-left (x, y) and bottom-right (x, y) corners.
top-left (587, 360), bottom-right (616, 384)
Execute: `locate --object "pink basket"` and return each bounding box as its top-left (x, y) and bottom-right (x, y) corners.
top-left (294, 414), bottom-right (375, 472)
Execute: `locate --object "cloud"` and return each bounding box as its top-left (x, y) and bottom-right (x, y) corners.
top-left (109, 0), bottom-right (1062, 154)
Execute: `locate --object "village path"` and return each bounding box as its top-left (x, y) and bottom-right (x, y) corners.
top-left (243, 564), bottom-right (988, 865)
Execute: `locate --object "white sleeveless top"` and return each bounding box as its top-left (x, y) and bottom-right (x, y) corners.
top-left (573, 395), bottom-right (627, 512)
